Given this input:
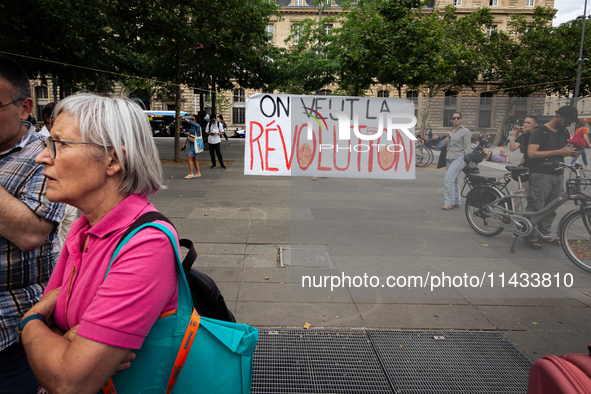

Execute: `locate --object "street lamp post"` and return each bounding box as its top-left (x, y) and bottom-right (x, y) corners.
top-left (317, 7), bottom-right (322, 96)
top-left (574, 0), bottom-right (589, 109)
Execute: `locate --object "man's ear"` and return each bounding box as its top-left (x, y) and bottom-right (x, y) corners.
top-left (106, 147), bottom-right (125, 177)
top-left (19, 98), bottom-right (34, 121)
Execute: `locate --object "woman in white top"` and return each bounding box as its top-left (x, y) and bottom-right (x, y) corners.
top-left (442, 112), bottom-right (472, 210)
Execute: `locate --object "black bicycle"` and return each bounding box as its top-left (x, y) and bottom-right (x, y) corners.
top-left (415, 142), bottom-right (434, 167)
top-left (461, 153), bottom-right (591, 273)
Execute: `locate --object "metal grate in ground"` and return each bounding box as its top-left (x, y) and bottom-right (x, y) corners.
top-left (252, 328), bottom-right (392, 394)
top-left (252, 328), bottom-right (532, 394)
top-left (369, 330), bottom-right (532, 394)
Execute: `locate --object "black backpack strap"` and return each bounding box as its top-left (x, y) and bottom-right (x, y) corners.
top-left (180, 239), bottom-right (197, 271)
top-left (116, 211), bottom-right (197, 271)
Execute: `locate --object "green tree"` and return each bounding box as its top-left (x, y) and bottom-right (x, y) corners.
top-left (107, 0), bottom-right (278, 161)
top-left (326, 0), bottom-right (383, 96)
top-left (0, 0), bottom-right (118, 97)
top-left (552, 17), bottom-right (591, 100)
top-left (484, 6), bottom-right (560, 143)
top-left (270, 11), bottom-right (338, 95)
top-left (412, 6), bottom-right (493, 130)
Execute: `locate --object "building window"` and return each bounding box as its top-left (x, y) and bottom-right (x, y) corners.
top-left (318, 89), bottom-right (332, 96)
top-left (35, 86), bottom-right (48, 99)
top-left (63, 87), bottom-right (75, 97)
top-left (324, 24), bottom-right (332, 36)
top-left (480, 92), bottom-right (493, 106)
top-left (443, 91), bottom-right (458, 126)
top-left (526, 0), bottom-right (534, 6)
top-left (233, 107), bottom-right (245, 124)
top-left (233, 89), bottom-right (245, 103)
top-left (489, 0), bottom-right (497, 5)
top-left (203, 91), bottom-right (212, 107)
top-left (514, 97), bottom-right (528, 120)
top-left (266, 24), bottom-right (274, 42)
top-left (478, 92), bottom-right (493, 128)
top-left (453, 0), bottom-right (461, 6)
top-left (406, 91), bottom-right (418, 118)
top-left (377, 90), bottom-right (389, 98)
top-left (486, 25), bottom-right (497, 37)
top-left (294, 0), bottom-right (305, 6)
top-left (444, 91), bottom-right (457, 107)
top-left (292, 24), bottom-right (302, 43)
top-left (35, 86), bottom-right (49, 121)
top-left (406, 91), bottom-right (418, 103)
top-left (36, 105), bottom-right (44, 122)
top-left (167, 104), bottom-right (176, 111)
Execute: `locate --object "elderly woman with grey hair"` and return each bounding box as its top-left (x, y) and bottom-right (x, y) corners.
top-left (21, 94), bottom-right (179, 393)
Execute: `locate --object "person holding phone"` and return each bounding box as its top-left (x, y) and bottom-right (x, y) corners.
top-left (205, 113), bottom-right (226, 169)
top-left (523, 106), bottom-right (579, 249)
top-left (509, 115), bottom-right (540, 209)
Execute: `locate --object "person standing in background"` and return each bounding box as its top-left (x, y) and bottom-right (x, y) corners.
top-left (570, 120), bottom-right (590, 170)
top-left (509, 115), bottom-right (539, 209)
top-left (180, 114), bottom-right (202, 179)
top-left (205, 113), bottom-right (226, 169)
top-left (38, 102), bottom-right (56, 139)
top-left (441, 112), bottom-right (471, 210)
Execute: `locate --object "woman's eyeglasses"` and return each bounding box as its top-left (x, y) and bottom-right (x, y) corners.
top-left (42, 136), bottom-right (103, 159)
top-left (451, 117), bottom-right (461, 120)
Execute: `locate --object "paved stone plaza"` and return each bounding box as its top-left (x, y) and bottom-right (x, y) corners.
top-left (151, 138), bottom-right (591, 362)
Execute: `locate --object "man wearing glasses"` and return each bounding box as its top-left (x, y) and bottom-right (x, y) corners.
top-left (523, 105), bottom-right (579, 250)
top-left (0, 55), bottom-right (65, 393)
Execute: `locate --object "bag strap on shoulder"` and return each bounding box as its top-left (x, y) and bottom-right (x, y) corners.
top-left (115, 212), bottom-right (197, 272)
top-left (103, 215), bottom-right (200, 394)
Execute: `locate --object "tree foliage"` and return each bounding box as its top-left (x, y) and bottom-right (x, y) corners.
top-left (0, 0), bottom-right (117, 95)
top-left (484, 6), bottom-right (559, 98)
top-left (553, 17), bottom-right (591, 99)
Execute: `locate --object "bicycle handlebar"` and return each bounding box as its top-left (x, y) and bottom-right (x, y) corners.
top-left (541, 161), bottom-right (584, 173)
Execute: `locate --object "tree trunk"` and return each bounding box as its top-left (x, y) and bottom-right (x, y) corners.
top-left (211, 76), bottom-right (217, 116)
top-left (173, 3), bottom-right (185, 162)
top-left (59, 75), bottom-right (64, 100)
top-left (52, 76), bottom-right (58, 102)
top-left (492, 97), bottom-right (517, 146)
top-left (420, 96), bottom-right (432, 132)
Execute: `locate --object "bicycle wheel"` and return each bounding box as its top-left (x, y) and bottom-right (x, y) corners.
top-left (416, 146), bottom-right (427, 167)
top-left (425, 146), bottom-right (434, 166)
top-left (465, 187), bottom-right (508, 236)
top-left (559, 208), bottom-right (591, 273)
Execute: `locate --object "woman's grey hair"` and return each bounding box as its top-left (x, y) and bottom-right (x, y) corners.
top-left (52, 93), bottom-right (164, 196)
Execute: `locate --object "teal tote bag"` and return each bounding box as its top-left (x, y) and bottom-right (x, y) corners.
top-left (101, 223), bottom-right (258, 394)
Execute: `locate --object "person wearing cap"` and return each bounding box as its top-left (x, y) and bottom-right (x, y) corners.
top-left (523, 105), bottom-right (579, 250)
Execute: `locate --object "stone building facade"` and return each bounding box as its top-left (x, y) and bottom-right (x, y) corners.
top-left (29, 0), bottom-right (556, 135)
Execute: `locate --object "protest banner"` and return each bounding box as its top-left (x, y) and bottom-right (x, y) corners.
top-left (244, 93), bottom-right (417, 179)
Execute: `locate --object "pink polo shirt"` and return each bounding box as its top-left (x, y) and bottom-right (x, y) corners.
top-left (45, 194), bottom-right (178, 349)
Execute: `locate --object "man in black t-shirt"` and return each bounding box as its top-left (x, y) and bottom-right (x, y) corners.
top-left (523, 106), bottom-right (579, 250)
